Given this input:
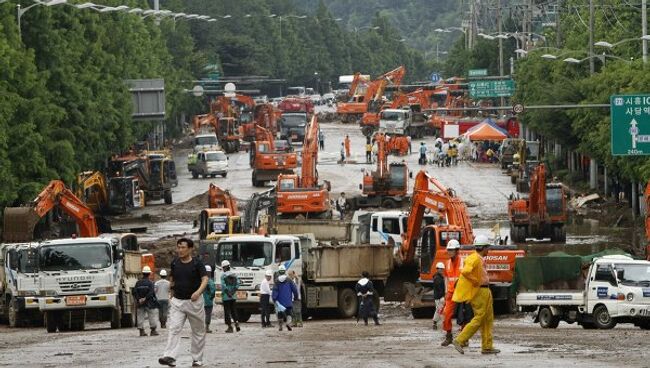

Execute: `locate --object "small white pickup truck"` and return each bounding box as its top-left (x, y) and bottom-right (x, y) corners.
top-left (517, 255), bottom-right (650, 330)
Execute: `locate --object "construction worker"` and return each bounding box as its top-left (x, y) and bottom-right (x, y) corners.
top-left (419, 142), bottom-right (427, 165)
top-left (340, 143), bottom-right (346, 163)
top-left (451, 235), bottom-right (500, 355)
top-left (319, 129), bottom-right (325, 150)
top-left (260, 269), bottom-right (273, 328)
top-left (432, 262), bottom-right (446, 330)
top-left (365, 138), bottom-right (372, 164)
top-left (203, 265), bottom-right (216, 333)
top-left (356, 271), bottom-right (380, 326)
top-left (344, 135), bottom-right (351, 158)
top-left (155, 269), bottom-right (170, 328)
top-left (220, 260), bottom-right (241, 333)
top-left (288, 270), bottom-right (303, 327)
top-left (159, 238), bottom-right (208, 368)
top-left (272, 265), bottom-right (299, 331)
top-left (134, 266), bottom-right (159, 337)
top-left (441, 239), bottom-right (462, 347)
top-left (336, 192), bottom-right (347, 220)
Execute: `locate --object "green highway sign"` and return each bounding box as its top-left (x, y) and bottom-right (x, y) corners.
top-left (611, 94), bottom-right (650, 156)
top-left (468, 69), bottom-right (488, 77)
top-left (469, 79), bottom-right (515, 98)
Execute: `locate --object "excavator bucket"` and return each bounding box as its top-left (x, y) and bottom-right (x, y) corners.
top-left (2, 207), bottom-right (40, 242)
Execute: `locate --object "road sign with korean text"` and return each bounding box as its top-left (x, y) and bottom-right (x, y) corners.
top-left (611, 94), bottom-right (650, 156)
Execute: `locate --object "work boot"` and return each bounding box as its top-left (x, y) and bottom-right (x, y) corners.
top-left (481, 348), bottom-right (501, 355)
top-left (451, 339), bottom-right (465, 355)
top-left (206, 327), bottom-right (212, 333)
top-left (441, 331), bottom-right (453, 347)
top-left (161, 322), bottom-right (166, 329)
top-left (235, 322), bottom-right (241, 332)
top-left (150, 328), bottom-right (159, 336)
top-left (139, 329), bottom-right (148, 337)
top-left (286, 323), bottom-right (292, 331)
top-left (279, 323), bottom-right (283, 331)
top-left (373, 318), bottom-right (381, 326)
top-left (432, 322), bottom-right (438, 330)
top-left (225, 325), bottom-right (233, 333)
top-left (158, 356), bottom-right (176, 367)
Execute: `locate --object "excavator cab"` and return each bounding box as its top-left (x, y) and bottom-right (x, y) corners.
top-left (418, 227), bottom-right (462, 275)
top-left (545, 184), bottom-right (566, 219)
top-left (198, 209), bottom-right (242, 240)
top-left (108, 177), bottom-right (142, 214)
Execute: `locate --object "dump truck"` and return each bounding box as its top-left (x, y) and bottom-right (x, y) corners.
top-left (0, 242), bottom-right (41, 327)
top-left (212, 233), bottom-right (394, 321)
top-left (516, 254), bottom-right (650, 330)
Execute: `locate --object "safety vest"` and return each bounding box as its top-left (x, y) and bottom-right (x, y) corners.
top-left (445, 256), bottom-right (461, 294)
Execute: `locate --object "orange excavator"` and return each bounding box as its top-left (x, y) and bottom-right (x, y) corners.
top-left (348, 132), bottom-right (408, 209)
top-left (3, 180), bottom-right (100, 242)
top-left (242, 103), bottom-right (278, 142)
top-left (276, 115), bottom-right (331, 218)
top-left (249, 125), bottom-right (298, 187)
top-left (198, 184), bottom-right (242, 240)
top-left (508, 164), bottom-right (567, 243)
top-left (338, 66), bottom-right (406, 125)
top-left (192, 113), bottom-right (241, 153)
top-left (398, 171), bottom-right (524, 316)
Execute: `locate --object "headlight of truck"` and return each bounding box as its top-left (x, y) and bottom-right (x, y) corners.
top-left (17, 290), bottom-right (38, 297)
top-left (627, 293), bottom-right (634, 302)
top-left (94, 287), bottom-right (115, 295)
top-left (40, 290), bottom-right (58, 297)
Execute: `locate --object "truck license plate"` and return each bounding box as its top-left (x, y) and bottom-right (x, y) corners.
top-left (65, 296), bottom-right (87, 306)
top-left (236, 291), bottom-right (247, 300)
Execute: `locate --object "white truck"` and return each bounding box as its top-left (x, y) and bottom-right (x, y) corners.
top-left (36, 234), bottom-right (145, 332)
top-left (188, 150), bottom-right (229, 179)
top-left (0, 242), bottom-right (41, 327)
top-left (212, 234), bottom-right (394, 321)
top-left (193, 132), bottom-right (220, 153)
top-left (379, 108), bottom-right (427, 139)
top-left (517, 255), bottom-right (650, 330)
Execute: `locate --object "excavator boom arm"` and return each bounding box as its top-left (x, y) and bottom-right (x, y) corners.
top-left (208, 184), bottom-right (239, 216)
top-left (33, 180), bottom-right (99, 237)
top-left (301, 115), bottom-right (320, 188)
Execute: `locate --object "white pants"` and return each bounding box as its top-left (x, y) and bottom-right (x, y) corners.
top-left (432, 297), bottom-right (445, 323)
top-left (162, 297), bottom-right (206, 362)
top-left (137, 307), bottom-right (159, 330)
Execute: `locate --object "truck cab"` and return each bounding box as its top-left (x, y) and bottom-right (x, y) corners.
top-left (1, 243), bottom-right (41, 327)
top-left (367, 210), bottom-right (437, 248)
top-left (379, 109), bottom-right (411, 135)
top-left (193, 133), bottom-right (220, 153)
top-left (280, 113), bottom-right (308, 143)
top-left (212, 234), bottom-right (307, 322)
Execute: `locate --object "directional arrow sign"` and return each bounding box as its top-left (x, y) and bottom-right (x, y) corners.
top-left (610, 94), bottom-right (650, 156)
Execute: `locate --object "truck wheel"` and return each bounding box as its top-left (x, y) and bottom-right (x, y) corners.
top-left (8, 299), bottom-right (23, 328)
top-left (110, 306), bottom-right (122, 329)
top-left (192, 172), bottom-right (198, 179)
top-left (44, 312), bottom-right (59, 333)
top-left (164, 190), bottom-right (173, 205)
top-left (538, 307), bottom-right (559, 328)
top-left (381, 198), bottom-right (398, 209)
top-left (337, 288), bottom-right (358, 318)
top-left (237, 310), bottom-right (251, 323)
top-left (593, 305), bottom-right (616, 329)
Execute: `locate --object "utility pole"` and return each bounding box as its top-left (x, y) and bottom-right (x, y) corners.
top-left (469, 0), bottom-right (475, 49)
top-left (589, 0), bottom-right (595, 74)
top-left (643, 0), bottom-right (648, 64)
top-left (497, 0), bottom-right (503, 77)
top-left (556, 1), bottom-right (563, 48)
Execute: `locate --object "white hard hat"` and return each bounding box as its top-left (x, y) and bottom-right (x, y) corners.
top-left (205, 265), bottom-right (212, 272)
top-left (278, 264), bottom-right (286, 272)
top-left (436, 262), bottom-right (445, 269)
top-left (159, 269), bottom-right (167, 277)
top-left (474, 234), bottom-right (491, 248)
top-left (446, 239), bottom-right (460, 250)
top-left (142, 266), bottom-right (152, 274)
top-left (221, 260), bottom-right (230, 267)
top-left (265, 269), bottom-right (274, 277)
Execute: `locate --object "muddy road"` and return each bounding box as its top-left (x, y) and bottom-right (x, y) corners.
top-left (1, 309), bottom-right (648, 368)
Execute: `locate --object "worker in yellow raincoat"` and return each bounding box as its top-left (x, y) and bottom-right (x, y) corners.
top-left (451, 235), bottom-right (500, 355)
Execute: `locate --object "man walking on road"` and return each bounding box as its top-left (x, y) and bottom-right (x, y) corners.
top-left (344, 135), bottom-right (351, 158)
top-left (203, 265), bottom-right (216, 333)
top-left (155, 269), bottom-right (170, 328)
top-left (134, 266), bottom-right (159, 337)
top-left (159, 238), bottom-right (208, 367)
top-left (365, 138), bottom-right (372, 164)
top-left (336, 192), bottom-right (347, 220)
top-left (289, 270), bottom-right (303, 327)
top-left (441, 239), bottom-right (463, 346)
top-left (272, 265), bottom-right (299, 331)
top-left (432, 262), bottom-right (446, 330)
top-left (340, 143), bottom-right (346, 163)
top-left (355, 271), bottom-right (380, 326)
top-left (451, 235), bottom-right (500, 355)
top-left (260, 269), bottom-right (273, 328)
top-left (220, 260), bottom-right (241, 333)
top-left (319, 129), bottom-right (325, 150)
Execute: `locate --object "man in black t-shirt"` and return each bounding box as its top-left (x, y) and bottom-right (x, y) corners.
top-left (159, 238), bottom-right (208, 368)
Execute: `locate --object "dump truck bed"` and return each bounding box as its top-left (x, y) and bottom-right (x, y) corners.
top-left (304, 243), bottom-right (393, 283)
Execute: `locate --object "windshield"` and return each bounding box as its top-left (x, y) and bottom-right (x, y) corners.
top-left (39, 243), bottom-right (112, 271)
top-left (282, 114), bottom-right (307, 127)
top-left (546, 188), bottom-right (564, 216)
top-left (381, 111), bottom-right (405, 121)
top-left (209, 217), bottom-right (229, 235)
top-left (616, 264), bottom-right (650, 285)
top-left (196, 136), bottom-right (218, 146)
top-left (288, 87), bottom-right (305, 96)
top-left (206, 152), bottom-right (227, 161)
top-left (217, 241), bottom-right (273, 267)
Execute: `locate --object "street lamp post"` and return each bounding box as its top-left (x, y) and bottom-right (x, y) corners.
top-left (17, 0), bottom-right (67, 42)
top-left (594, 35), bottom-right (650, 63)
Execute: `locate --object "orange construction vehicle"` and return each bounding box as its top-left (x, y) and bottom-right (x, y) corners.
top-left (249, 125), bottom-right (298, 187)
top-left (348, 132), bottom-right (409, 209)
top-left (198, 184), bottom-right (242, 240)
top-left (3, 180), bottom-right (100, 242)
top-left (241, 103), bottom-right (279, 142)
top-left (399, 171), bottom-right (525, 316)
top-left (276, 115), bottom-right (331, 218)
top-left (508, 164), bottom-right (567, 243)
top-left (338, 66), bottom-right (406, 125)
